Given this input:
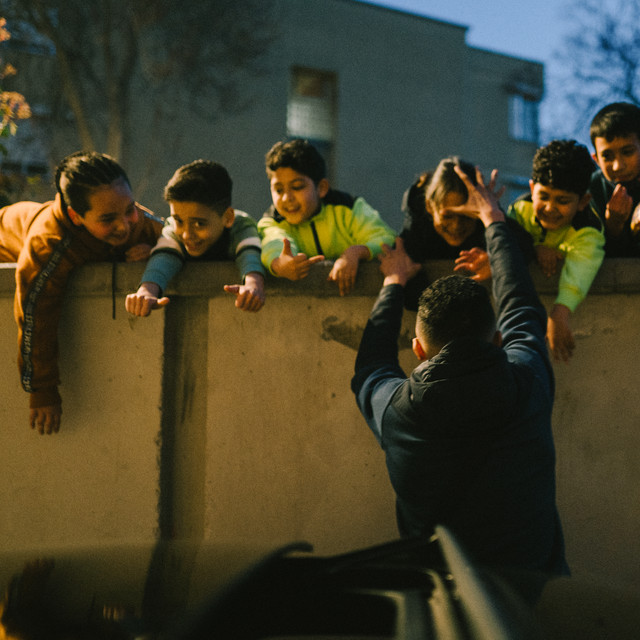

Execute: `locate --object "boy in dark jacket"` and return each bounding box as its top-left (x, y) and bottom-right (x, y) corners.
top-left (589, 101), bottom-right (640, 256)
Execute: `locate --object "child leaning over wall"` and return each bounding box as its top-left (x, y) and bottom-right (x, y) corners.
top-left (0, 151), bottom-right (162, 435)
top-left (258, 138), bottom-right (395, 296)
top-left (506, 140), bottom-right (605, 362)
top-left (126, 160), bottom-right (266, 317)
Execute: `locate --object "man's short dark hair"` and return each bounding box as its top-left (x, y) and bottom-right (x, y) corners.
top-left (164, 160), bottom-right (232, 212)
top-left (265, 138), bottom-right (326, 184)
top-left (417, 275), bottom-right (495, 347)
top-left (590, 102), bottom-right (640, 146)
top-left (531, 139), bottom-right (594, 197)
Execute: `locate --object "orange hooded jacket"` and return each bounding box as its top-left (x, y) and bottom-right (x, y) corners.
top-left (0, 195), bottom-right (162, 409)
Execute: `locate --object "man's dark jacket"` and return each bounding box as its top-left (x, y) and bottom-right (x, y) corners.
top-left (352, 221), bottom-right (568, 575)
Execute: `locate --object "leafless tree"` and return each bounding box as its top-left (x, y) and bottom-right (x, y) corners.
top-left (0, 0), bottom-right (276, 167)
top-left (544, 0), bottom-right (640, 141)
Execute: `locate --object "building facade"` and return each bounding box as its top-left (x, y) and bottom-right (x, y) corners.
top-left (3, 0), bottom-right (542, 227)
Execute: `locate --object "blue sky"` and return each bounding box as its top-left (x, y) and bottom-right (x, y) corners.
top-left (356, 0), bottom-right (570, 65)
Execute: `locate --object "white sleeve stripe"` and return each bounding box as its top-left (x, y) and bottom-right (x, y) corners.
top-left (151, 235), bottom-right (182, 255)
top-left (235, 237), bottom-right (262, 254)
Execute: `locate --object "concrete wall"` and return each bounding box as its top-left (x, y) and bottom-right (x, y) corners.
top-left (1, 258), bottom-right (639, 593)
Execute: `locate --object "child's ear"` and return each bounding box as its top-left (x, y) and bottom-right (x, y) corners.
top-left (317, 178), bottom-right (330, 199)
top-left (222, 207), bottom-right (235, 228)
top-left (67, 206), bottom-right (84, 227)
top-left (591, 152), bottom-right (599, 165)
top-left (529, 179), bottom-right (535, 196)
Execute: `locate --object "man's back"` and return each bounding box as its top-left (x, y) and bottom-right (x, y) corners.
top-left (384, 315), bottom-right (561, 571)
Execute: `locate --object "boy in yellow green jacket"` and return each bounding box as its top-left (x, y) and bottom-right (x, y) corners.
top-left (259, 139), bottom-right (395, 296)
top-left (507, 140), bottom-right (604, 362)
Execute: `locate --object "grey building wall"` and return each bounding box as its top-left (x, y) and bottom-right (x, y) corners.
top-left (4, 0), bottom-right (543, 230)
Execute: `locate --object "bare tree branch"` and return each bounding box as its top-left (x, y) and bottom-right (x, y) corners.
top-left (0, 0), bottom-right (276, 165)
top-left (545, 0), bottom-right (640, 139)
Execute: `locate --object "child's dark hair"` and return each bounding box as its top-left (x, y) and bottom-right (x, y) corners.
top-left (425, 157), bottom-right (477, 212)
top-left (590, 102), bottom-right (640, 146)
top-left (531, 140), bottom-right (594, 196)
top-left (164, 160), bottom-right (232, 212)
top-left (417, 274), bottom-right (495, 347)
top-left (265, 138), bottom-right (326, 184)
top-left (55, 151), bottom-right (130, 216)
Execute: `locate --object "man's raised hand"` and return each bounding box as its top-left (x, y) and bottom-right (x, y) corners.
top-left (378, 237), bottom-right (421, 287)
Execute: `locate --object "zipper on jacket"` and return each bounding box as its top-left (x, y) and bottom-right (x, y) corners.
top-left (310, 221), bottom-right (324, 256)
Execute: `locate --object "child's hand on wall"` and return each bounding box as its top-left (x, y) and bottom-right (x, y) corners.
top-left (224, 272), bottom-right (266, 312)
top-left (535, 245), bottom-right (564, 278)
top-left (328, 245), bottom-right (369, 296)
top-left (30, 405), bottom-right (61, 435)
top-left (125, 283), bottom-right (169, 316)
top-left (547, 304), bottom-right (575, 362)
top-left (271, 237), bottom-right (324, 280)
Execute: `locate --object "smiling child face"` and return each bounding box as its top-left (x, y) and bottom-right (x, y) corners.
top-left (169, 201), bottom-right (234, 257)
top-left (269, 167), bottom-right (329, 225)
top-left (529, 181), bottom-right (590, 231)
top-left (70, 178), bottom-right (139, 246)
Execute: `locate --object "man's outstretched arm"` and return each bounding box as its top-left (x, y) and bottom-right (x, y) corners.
top-left (451, 166), bottom-right (550, 371)
top-left (352, 239), bottom-right (421, 442)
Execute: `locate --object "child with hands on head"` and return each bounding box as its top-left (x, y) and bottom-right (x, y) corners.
top-left (126, 160), bottom-right (266, 317)
top-left (0, 151), bottom-right (162, 435)
top-left (258, 138), bottom-right (395, 296)
top-left (398, 158), bottom-right (534, 308)
top-left (399, 158), bottom-right (492, 265)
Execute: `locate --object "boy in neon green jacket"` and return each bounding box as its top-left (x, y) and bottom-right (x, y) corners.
top-left (507, 140), bottom-right (604, 362)
top-left (259, 139), bottom-right (395, 296)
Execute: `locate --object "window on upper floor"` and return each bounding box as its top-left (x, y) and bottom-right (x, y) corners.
top-left (287, 66), bottom-right (337, 179)
top-left (508, 92), bottom-right (540, 144)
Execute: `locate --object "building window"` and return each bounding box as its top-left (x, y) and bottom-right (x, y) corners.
top-left (287, 66), bottom-right (337, 178)
top-left (508, 93), bottom-right (540, 144)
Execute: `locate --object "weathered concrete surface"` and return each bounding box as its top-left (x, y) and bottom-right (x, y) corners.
top-left (0, 259), bottom-right (639, 593)
top-left (0, 264), bottom-right (163, 547)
